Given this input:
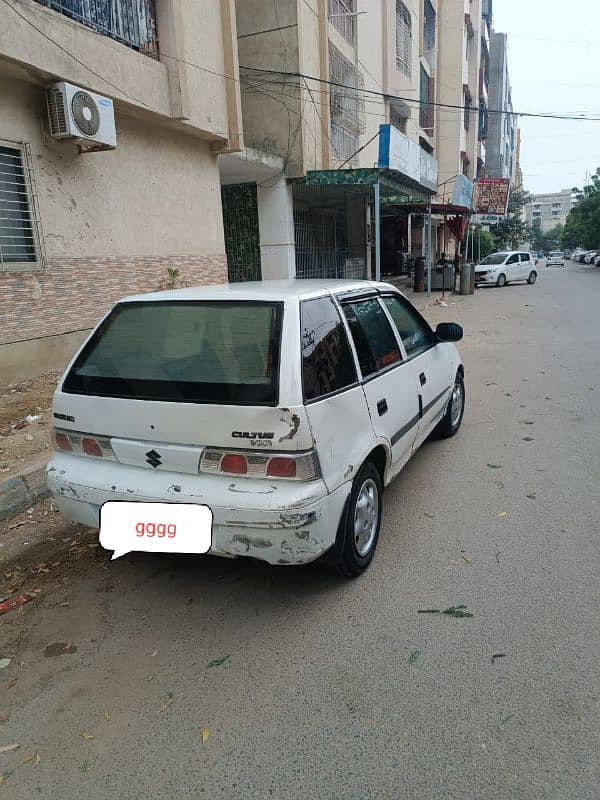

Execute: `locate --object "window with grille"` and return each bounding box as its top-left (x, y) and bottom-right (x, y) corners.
top-left (328, 0), bottom-right (356, 45)
top-left (0, 144), bottom-right (42, 269)
top-left (396, 1), bottom-right (412, 77)
top-left (389, 99), bottom-right (409, 133)
top-left (329, 45), bottom-right (365, 166)
top-left (419, 66), bottom-right (434, 132)
top-left (423, 0), bottom-right (436, 67)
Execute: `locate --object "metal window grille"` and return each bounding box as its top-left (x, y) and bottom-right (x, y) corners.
top-left (0, 142), bottom-right (45, 272)
top-left (389, 99), bottom-right (409, 132)
top-left (328, 0), bottom-right (356, 45)
top-left (395, 0), bottom-right (412, 76)
top-left (423, 0), bottom-right (436, 67)
top-left (419, 66), bottom-right (434, 132)
top-left (35, 0), bottom-right (158, 58)
top-left (293, 187), bottom-right (367, 281)
top-left (328, 45), bottom-right (365, 166)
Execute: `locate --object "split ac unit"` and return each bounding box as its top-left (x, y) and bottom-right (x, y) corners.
top-left (46, 82), bottom-right (117, 150)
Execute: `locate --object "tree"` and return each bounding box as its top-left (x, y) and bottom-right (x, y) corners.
top-left (562, 169), bottom-right (600, 250)
top-left (491, 188), bottom-right (531, 249)
top-left (530, 219), bottom-right (545, 251)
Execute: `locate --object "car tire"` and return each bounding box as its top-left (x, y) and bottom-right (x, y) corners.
top-left (527, 271), bottom-right (537, 284)
top-left (335, 461), bottom-right (382, 578)
top-left (496, 273), bottom-right (507, 287)
top-left (431, 372), bottom-right (465, 440)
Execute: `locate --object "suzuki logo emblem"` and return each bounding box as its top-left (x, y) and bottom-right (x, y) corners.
top-left (145, 449), bottom-right (162, 468)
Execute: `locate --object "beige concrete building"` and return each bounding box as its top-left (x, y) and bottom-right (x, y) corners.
top-left (1, 0), bottom-right (243, 380)
top-left (225, 0), bottom-right (441, 282)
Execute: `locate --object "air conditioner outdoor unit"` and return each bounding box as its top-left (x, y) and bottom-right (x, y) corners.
top-left (46, 82), bottom-right (117, 150)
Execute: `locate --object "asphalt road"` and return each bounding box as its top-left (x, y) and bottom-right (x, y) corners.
top-left (2, 261), bottom-right (599, 799)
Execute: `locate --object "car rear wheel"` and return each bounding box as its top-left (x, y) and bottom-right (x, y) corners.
top-left (496, 273), bottom-right (507, 287)
top-left (335, 461), bottom-right (382, 577)
top-left (527, 271), bottom-right (537, 284)
top-left (431, 372), bottom-right (465, 440)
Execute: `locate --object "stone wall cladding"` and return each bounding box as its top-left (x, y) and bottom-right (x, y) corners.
top-left (0, 255), bottom-right (228, 345)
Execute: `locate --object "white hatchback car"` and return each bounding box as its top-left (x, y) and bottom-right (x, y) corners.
top-left (47, 280), bottom-right (464, 576)
top-left (547, 251), bottom-right (565, 267)
top-left (474, 251), bottom-right (538, 287)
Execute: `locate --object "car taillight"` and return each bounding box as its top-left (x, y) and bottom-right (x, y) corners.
top-left (220, 453), bottom-right (248, 475)
top-left (266, 457), bottom-right (297, 479)
top-left (52, 428), bottom-right (115, 460)
top-left (200, 449), bottom-right (320, 481)
top-left (82, 437), bottom-right (103, 457)
top-left (54, 431), bottom-right (72, 451)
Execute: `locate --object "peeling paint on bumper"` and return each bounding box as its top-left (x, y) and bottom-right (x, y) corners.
top-left (47, 454), bottom-right (349, 565)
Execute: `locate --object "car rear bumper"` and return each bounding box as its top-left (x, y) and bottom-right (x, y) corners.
top-left (47, 454), bottom-right (350, 566)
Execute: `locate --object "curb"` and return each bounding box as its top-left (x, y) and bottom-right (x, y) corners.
top-left (0, 462), bottom-right (49, 523)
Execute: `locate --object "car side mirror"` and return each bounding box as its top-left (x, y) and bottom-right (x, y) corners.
top-left (436, 322), bottom-right (463, 342)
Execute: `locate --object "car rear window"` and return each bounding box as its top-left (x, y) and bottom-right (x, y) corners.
top-left (63, 301), bottom-right (283, 405)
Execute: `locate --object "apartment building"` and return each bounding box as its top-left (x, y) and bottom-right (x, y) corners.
top-left (486, 31), bottom-right (516, 180)
top-left (525, 189), bottom-right (573, 232)
top-left (1, 0), bottom-right (243, 380)
top-left (229, 0), bottom-right (440, 282)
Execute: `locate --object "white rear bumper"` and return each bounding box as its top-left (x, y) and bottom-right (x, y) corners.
top-left (47, 454), bottom-right (349, 565)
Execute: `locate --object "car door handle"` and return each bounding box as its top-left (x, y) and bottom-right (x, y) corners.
top-left (377, 399), bottom-right (388, 416)
top-left (419, 372), bottom-right (427, 386)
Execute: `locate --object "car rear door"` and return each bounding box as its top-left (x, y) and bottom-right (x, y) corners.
top-left (505, 253), bottom-right (520, 280)
top-left (380, 294), bottom-right (455, 450)
top-left (340, 295), bottom-right (420, 477)
top-left (519, 252), bottom-right (532, 279)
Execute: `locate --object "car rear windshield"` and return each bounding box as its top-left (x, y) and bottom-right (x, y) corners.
top-left (549, 252), bottom-right (563, 257)
top-left (63, 301), bottom-right (283, 405)
top-left (480, 253), bottom-right (509, 265)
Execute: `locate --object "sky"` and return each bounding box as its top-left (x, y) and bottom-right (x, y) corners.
top-left (492, 0), bottom-right (600, 195)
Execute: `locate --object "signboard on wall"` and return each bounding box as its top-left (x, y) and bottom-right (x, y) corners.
top-left (473, 178), bottom-right (510, 216)
top-left (378, 124), bottom-right (438, 193)
top-left (452, 174), bottom-right (474, 209)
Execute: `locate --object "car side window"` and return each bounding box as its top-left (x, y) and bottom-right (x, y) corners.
top-left (506, 254), bottom-right (519, 264)
top-left (381, 295), bottom-right (435, 358)
top-left (343, 298), bottom-right (402, 378)
top-left (301, 296), bottom-right (358, 401)
top-left (520, 253), bottom-right (531, 262)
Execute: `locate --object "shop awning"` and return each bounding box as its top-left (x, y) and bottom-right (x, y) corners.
top-left (293, 168), bottom-right (433, 204)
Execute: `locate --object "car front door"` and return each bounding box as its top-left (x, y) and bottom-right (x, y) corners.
top-left (341, 296), bottom-right (420, 477)
top-left (380, 294), bottom-right (455, 450)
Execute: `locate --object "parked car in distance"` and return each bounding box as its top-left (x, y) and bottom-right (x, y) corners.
top-left (547, 251), bottom-right (565, 267)
top-left (584, 250), bottom-right (600, 264)
top-left (593, 254), bottom-right (600, 266)
top-left (47, 280), bottom-right (465, 577)
top-left (474, 251), bottom-right (538, 287)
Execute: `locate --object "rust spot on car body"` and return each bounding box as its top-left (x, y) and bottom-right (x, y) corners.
top-left (278, 412), bottom-right (301, 443)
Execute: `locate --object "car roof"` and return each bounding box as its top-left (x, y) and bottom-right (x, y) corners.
top-left (120, 279), bottom-right (397, 304)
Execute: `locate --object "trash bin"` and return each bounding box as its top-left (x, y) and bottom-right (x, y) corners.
top-left (459, 262), bottom-right (472, 295)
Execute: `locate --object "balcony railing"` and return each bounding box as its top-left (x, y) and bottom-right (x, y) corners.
top-left (35, 0), bottom-right (158, 58)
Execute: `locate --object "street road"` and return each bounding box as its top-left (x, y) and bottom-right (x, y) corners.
top-left (2, 261), bottom-right (599, 799)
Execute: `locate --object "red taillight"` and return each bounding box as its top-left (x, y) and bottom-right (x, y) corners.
top-left (82, 437), bottom-right (103, 457)
top-left (220, 453), bottom-right (248, 475)
top-left (55, 432), bottom-right (72, 452)
top-left (267, 457), bottom-right (297, 479)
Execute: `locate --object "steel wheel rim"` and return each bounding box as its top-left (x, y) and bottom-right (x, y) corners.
top-left (498, 274), bottom-right (506, 286)
top-left (530, 272), bottom-right (536, 283)
top-left (353, 478), bottom-right (379, 556)
top-left (450, 382), bottom-right (463, 427)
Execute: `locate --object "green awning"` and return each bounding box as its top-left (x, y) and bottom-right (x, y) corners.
top-left (295, 168), bottom-right (432, 204)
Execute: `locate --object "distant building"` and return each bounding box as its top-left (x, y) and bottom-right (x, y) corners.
top-left (486, 32), bottom-right (516, 180)
top-left (525, 190), bottom-right (573, 232)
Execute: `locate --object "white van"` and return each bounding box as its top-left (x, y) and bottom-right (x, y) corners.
top-left (47, 280), bottom-right (464, 576)
top-left (474, 251), bottom-right (538, 287)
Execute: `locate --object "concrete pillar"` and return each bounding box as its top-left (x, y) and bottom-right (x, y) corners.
top-left (256, 178), bottom-right (296, 280)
